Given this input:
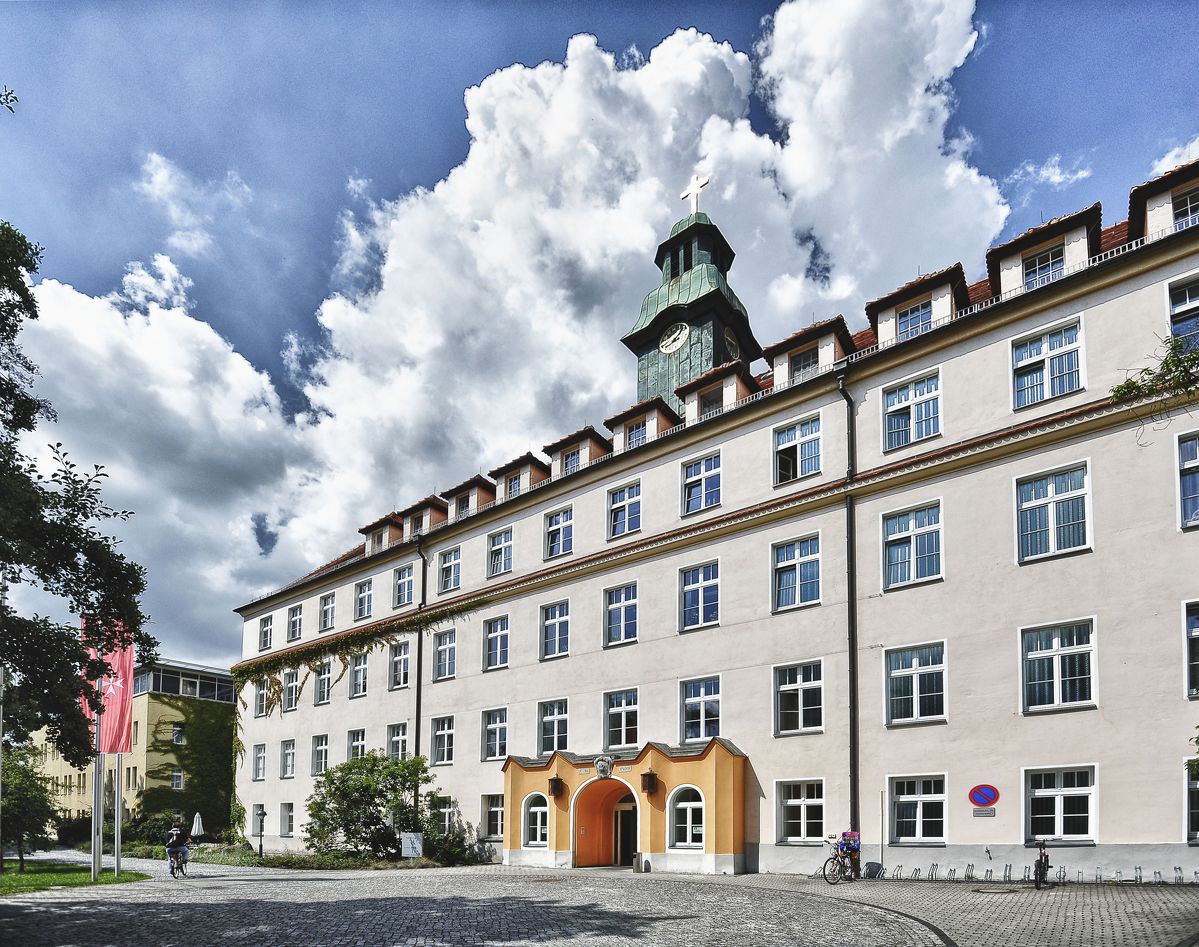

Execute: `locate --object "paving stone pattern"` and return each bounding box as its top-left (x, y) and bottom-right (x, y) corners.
top-left (1, 852), bottom-right (1196, 947)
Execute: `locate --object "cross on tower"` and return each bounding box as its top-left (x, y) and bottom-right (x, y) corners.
top-left (680, 173), bottom-right (710, 216)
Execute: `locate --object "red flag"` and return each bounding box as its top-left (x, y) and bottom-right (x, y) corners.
top-left (81, 623), bottom-right (135, 754)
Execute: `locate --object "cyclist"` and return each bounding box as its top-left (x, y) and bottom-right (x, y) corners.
top-left (165, 821), bottom-right (191, 876)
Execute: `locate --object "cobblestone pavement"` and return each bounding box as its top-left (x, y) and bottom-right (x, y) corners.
top-left (1, 851), bottom-right (1196, 947)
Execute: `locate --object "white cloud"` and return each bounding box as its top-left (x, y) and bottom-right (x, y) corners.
top-left (136, 152), bottom-right (252, 258)
top-left (1003, 154), bottom-right (1093, 208)
top-left (1152, 133), bottom-right (1199, 177)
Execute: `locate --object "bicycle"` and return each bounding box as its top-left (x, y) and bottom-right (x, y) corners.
top-left (168, 848), bottom-right (187, 878)
top-left (1032, 840), bottom-right (1050, 890)
top-left (822, 834), bottom-right (854, 885)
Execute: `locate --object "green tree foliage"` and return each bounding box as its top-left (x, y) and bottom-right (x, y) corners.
top-left (1111, 335), bottom-right (1199, 405)
top-left (0, 219), bottom-right (155, 767)
top-left (1, 744), bottom-right (57, 871)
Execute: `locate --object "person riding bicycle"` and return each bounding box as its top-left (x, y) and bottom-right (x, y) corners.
top-left (165, 821), bottom-right (191, 876)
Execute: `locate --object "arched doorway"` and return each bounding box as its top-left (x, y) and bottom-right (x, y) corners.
top-left (573, 779), bottom-right (637, 867)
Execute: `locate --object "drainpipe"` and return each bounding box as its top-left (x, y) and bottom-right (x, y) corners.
top-left (413, 533), bottom-right (429, 761)
top-left (836, 368), bottom-right (860, 839)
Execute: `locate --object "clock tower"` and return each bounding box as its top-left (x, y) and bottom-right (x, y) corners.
top-left (621, 175), bottom-right (761, 414)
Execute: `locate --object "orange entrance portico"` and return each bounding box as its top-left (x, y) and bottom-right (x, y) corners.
top-left (501, 738), bottom-right (747, 874)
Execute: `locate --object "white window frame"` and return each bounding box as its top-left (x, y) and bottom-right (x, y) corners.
top-left (772, 535), bottom-right (820, 610)
top-left (506, 472), bottom-right (521, 498)
top-left (483, 708), bottom-right (507, 760)
top-left (774, 415), bottom-right (821, 485)
top-left (354, 579), bottom-right (372, 620)
top-left (604, 688), bottom-right (638, 750)
top-left (311, 734), bottom-right (329, 775)
top-left (775, 661), bottom-right (822, 735)
top-left (349, 652), bottom-right (368, 697)
top-left (1174, 186), bottom-right (1199, 231)
top-left (897, 298), bottom-right (932, 341)
top-left (604, 583), bottom-right (638, 647)
top-left (386, 722), bottom-right (408, 760)
top-left (885, 642), bottom-right (946, 725)
top-left (882, 501), bottom-right (942, 590)
top-left (1178, 431), bottom-right (1199, 529)
top-left (439, 547), bottom-right (461, 593)
top-left (541, 601), bottom-right (569, 659)
top-left (626, 418), bottom-right (647, 448)
top-left (1023, 243), bottom-right (1064, 290)
top-left (347, 728), bottom-right (366, 760)
top-left (1024, 765), bottom-right (1096, 842)
top-left (668, 785), bottom-right (705, 849)
top-left (253, 680), bottom-right (267, 717)
top-left (432, 716), bottom-right (454, 765)
top-left (776, 779), bottom-right (824, 843)
top-left (484, 794), bottom-right (504, 840)
top-left (433, 630), bottom-right (456, 681)
top-left (394, 564), bottom-right (414, 607)
top-left (280, 802), bottom-right (294, 838)
top-left (681, 452), bottom-right (721, 515)
top-left (523, 793), bottom-right (549, 847)
top-left (258, 616), bottom-right (272, 651)
top-left (1171, 276), bottom-right (1199, 348)
top-left (563, 447), bottom-right (581, 475)
top-left (281, 669), bottom-right (299, 711)
top-left (544, 507), bottom-right (573, 559)
top-left (171, 768), bottom-right (184, 790)
top-left (314, 659), bottom-right (332, 705)
top-left (1012, 318), bottom-right (1084, 409)
top-left (319, 592), bottom-right (336, 631)
top-left (484, 615), bottom-right (509, 670)
top-left (1184, 601), bottom-right (1199, 699)
top-left (389, 642), bottom-right (409, 689)
top-left (1020, 617), bottom-right (1097, 712)
top-left (680, 676), bottom-right (720, 743)
top-left (286, 604), bottom-right (302, 641)
top-left (252, 743), bottom-right (266, 781)
top-left (890, 774), bottom-right (946, 844)
top-left (538, 698), bottom-right (568, 755)
top-left (883, 370), bottom-right (940, 451)
top-left (680, 561), bottom-right (719, 630)
top-left (789, 346), bottom-right (818, 382)
top-left (608, 481), bottom-right (641, 538)
top-left (487, 527), bottom-right (513, 577)
top-left (280, 739), bottom-right (295, 778)
top-left (1015, 462), bottom-right (1091, 561)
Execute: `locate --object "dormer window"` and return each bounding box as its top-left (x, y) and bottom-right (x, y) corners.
top-left (699, 387), bottom-right (722, 417)
top-left (563, 448), bottom-right (581, 475)
top-left (371, 530), bottom-right (385, 553)
top-left (789, 347), bottom-right (818, 381)
top-left (455, 494), bottom-right (470, 518)
top-left (1175, 187), bottom-right (1199, 232)
top-left (1024, 245), bottom-right (1064, 290)
top-left (411, 513), bottom-right (423, 535)
top-left (897, 299), bottom-right (932, 342)
top-left (627, 418), bottom-right (647, 448)
top-left (506, 473), bottom-right (521, 498)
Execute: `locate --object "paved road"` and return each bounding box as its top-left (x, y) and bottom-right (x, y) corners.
top-left (1, 851), bottom-right (1197, 946)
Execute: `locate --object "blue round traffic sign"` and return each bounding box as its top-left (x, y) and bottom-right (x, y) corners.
top-left (969, 784), bottom-right (999, 807)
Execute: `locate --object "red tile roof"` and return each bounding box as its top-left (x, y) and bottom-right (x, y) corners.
top-left (1099, 220), bottom-right (1129, 252)
top-left (863, 263), bottom-right (970, 326)
top-left (965, 278), bottom-right (993, 306)
top-left (851, 327), bottom-right (877, 350)
top-left (602, 396), bottom-right (682, 431)
top-left (760, 315), bottom-right (854, 362)
top-left (542, 425), bottom-right (613, 457)
top-left (674, 359), bottom-right (760, 398)
top-left (487, 451), bottom-right (551, 480)
top-left (438, 474), bottom-right (495, 501)
top-left (985, 202), bottom-right (1102, 291)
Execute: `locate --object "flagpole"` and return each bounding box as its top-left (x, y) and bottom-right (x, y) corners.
top-left (91, 707), bottom-right (102, 882)
top-left (114, 752), bottom-right (122, 877)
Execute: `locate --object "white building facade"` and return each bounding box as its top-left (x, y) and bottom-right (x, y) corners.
top-left (234, 159), bottom-right (1199, 878)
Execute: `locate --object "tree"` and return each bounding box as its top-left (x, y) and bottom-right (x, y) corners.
top-left (0, 743), bottom-right (56, 870)
top-left (0, 219), bottom-right (156, 767)
top-left (1110, 334), bottom-right (1199, 406)
top-left (304, 752), bottom-right (435, 858)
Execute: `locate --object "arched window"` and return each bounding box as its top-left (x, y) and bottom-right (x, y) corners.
top-left (670, 786), bottom-right (704, 848)
top-left (524, 793), bottom-right (548, 847)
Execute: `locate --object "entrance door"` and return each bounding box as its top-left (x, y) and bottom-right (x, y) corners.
top-left (613, 795), bottom-right (636, 867)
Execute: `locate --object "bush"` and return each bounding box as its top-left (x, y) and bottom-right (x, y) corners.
top-left (56, 814), bottom-right (92, 845)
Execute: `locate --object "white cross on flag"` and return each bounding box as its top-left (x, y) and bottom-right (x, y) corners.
top-left (81, 622), bottom-right (134, 754)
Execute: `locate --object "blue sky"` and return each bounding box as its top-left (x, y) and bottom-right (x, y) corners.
top-left (3, 0), bottom-right (1197, 666)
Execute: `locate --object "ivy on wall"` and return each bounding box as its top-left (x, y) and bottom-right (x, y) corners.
top-left (141, 695), bottom-right (236, 833)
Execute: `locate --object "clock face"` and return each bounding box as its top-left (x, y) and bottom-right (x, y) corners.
top-left (659, 321), bottom-right (690, 354)
top-left (724, 327), bottom-right (741, 360)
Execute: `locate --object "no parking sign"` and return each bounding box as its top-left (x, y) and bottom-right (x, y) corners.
top-left (969, 784), bottom-right (999, 816)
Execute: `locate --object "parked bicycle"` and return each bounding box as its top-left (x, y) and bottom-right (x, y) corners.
top-left (822, 834), bottom-right (854, 885)
top-left (1032, 840), bottom-right (1050, 889)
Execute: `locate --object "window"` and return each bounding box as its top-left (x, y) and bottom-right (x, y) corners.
top-left (563, 447), bottom-right (581, 474)
top-left (387, 723), bottom-right (408, 759)
top-left (609, 483), bottom-right (641, 537)
top-left (681, 562), bottom-right (719, 629)
top-left (891, 776), bottom-right (945, 842)
top-left (541, 602), bottom-right (569, 658)
top-left (253, 680), bottom-right (267, 717)
top-left (483, 709), bottom-right (507, 760)
top-left (488, 528), bottom-right (513, 576)
top-left (319, 593), bottom-right (336, 631)
top-left (280, 739), bottom-right (295, 778)
top-left (1023, 620), bottom-right (1094, 710)
top-left (312, 734), bottom-right (329, 774)
top-left (545, 508), bottom-right (573, 558)
top-left (605, 584), bottom-right (637, 646)
top-left (775, 417), bottom-right (820, 484)
top-left (484, 616), bottom-right (509, 670)
top-left (886, 644), bottom-right (945, 723)
top-left (394, 564), bottom-right (414, 606)
top-left (171, 767), bottom-right (184, 790)
top-left (455, 494), bottom-right (470, 518)
top-left (252, 744), bottom-right (266, 780)
top-left (789, 346), bottom-right (818, 381)
top-left (282, 669), bottom-right (299, 711)
top-left (1017, 464), bottom-right (1089, 560)
top-left (539, 699), bottom-right (568, 754)
top-left (1027, 767), bottom-right (1094, 840)
top-left (776, 662), bottom-right (822, 734)
top-left (898, 299), bottom-right (932, 341)
top-left (258, 616), bottom-right (272, 650)
top-left (410, 513), bottom-right (423, 535)
top-left (506, 472), bottom-right (521, 498)
top-left (354, 580), bottom-right (372, 619)
top-left (524, 793), bottom-right (548, 846)
top-left (682, 453), bottom-right (721, 513)
top-left (605, 689), bottom-right (638, 749)
top-left (350, 652), bottom-right (368, 697)
top-left (1188, 604), bottom-right (1199, 698)
top-left (1024, 244), bottom-right (1064, 290)
top-left (172, 723), bottom-right (186, 745)
top-left (1013, 322), bottom-right (1082, 407)
top-left (1180, 433), bottom-right (1199, 527)
top-left (439, 548), bottom-right (461, 592)
top-left (484, 794), bottom-right (504, 840)
top-left (287, 605), bottom-right (302, 641)
top-left (1174, 187), bottom-right (1199, 231)
top-left (626, 418), bottom-right (647, 448)
top-left (347, 728), bottom-right (366, 760)
top-left (314, 659), bottom-right (332, 705)
top-left (699, 387), bottom-right (722, 416)
top-left (280, 802), bottom-right (294, 838)
top-left (883, 502), bottom-right (941, 588)
top-left (778, 781), bottom-right (824, 842)
top-left (1189, 766), bottom-right (1199, 843)
top-left (434, 631), bottom-right (456, 680)
top-left (390, 642), bottom-right (410, 689)
top-left (884, 372), bottom-right (939, 450)
top-left (670, 787), bottom-right (704, 848)
top-left (371, 529), bottom-right (385, 553)
top-left (681, 677), bottom-right (720, 742)
top-left (432, 717), bottom-right (455, 765)
top-left (1171, 278), bottom-right (1199, 349)
top-left (773, 537), bottom-right (819, 609)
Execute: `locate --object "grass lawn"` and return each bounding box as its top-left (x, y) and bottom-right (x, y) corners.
top-left (0, 860), bottom-right (150, 896)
